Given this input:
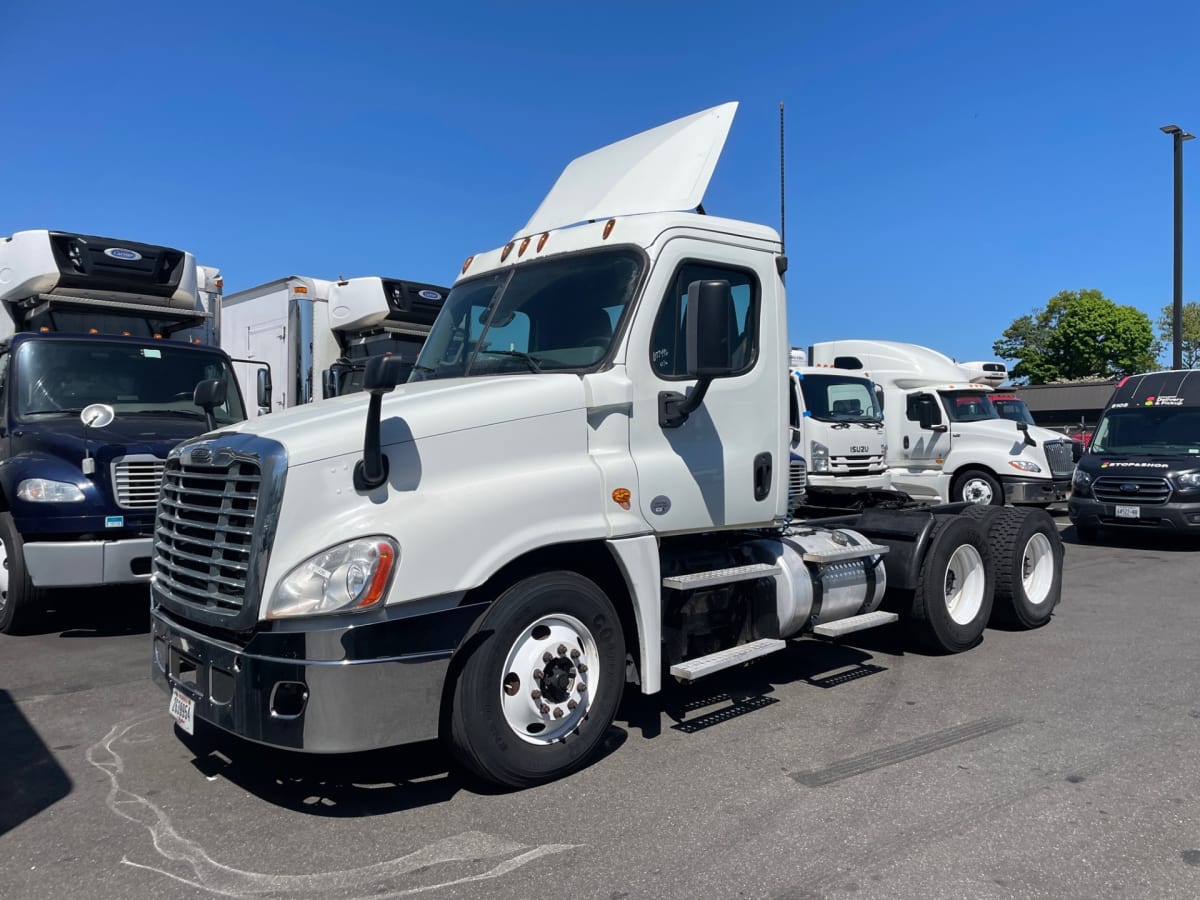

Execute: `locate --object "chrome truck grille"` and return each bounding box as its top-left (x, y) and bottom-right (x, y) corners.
top-left (111, 455), bottom-right (166, 509)
top-left (829, 453), bottom-right (887, 475)
top-left (151, 435), bottom-right (286, 631)
top-left (1092, 475), bottom-right (1171, 505)
top-left (788, 455), bottom-right (808, 511)
top-left (1043, 440), bottom-right (1076, 477)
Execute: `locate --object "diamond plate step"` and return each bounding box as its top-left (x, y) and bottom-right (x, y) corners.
top-left (669, 638), bottom-right (786, 681)
top-left (811, 610), bottom-right (899, 638)
top-left (802, 543), bottom-right (890, 564)
top-left (662, 563), bottom-right (780, 591)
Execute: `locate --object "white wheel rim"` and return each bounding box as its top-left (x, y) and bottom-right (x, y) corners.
top-left (0, 538), bottom-right (9, 612)
top-left (962, 478), bottom-right (995, 504)
top-left (944, 544), bottom-right (986, 625)
top-left (1021, 533), bottom-right (1055, 607)
top-left (500, 613), bottom-right (599, 746)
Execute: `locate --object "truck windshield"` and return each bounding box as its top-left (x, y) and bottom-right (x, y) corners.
top-left (410, 249), bottom-right (642, 381)
top-left (797, 374), bottom-right (882, 423)
top-left (992, 397), bottom-right (1035, 425)
top-left (940, 390), bottom-right (998, 423)
top-left (1091, 406), bottom-right (1200, 456)
top-left (13, 339), bottom-right (245, 424)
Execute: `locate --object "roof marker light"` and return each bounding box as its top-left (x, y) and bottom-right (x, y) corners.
top-left (518, 237), bottom-right (531, 257)
top-left (501, 242), bottom-right (514, 262)
top-left (602, 219), bottom-right (616, 240)
top-left (461, 255), bottom-right (475, 274)
top-left (294, 285), bottom-right (308, 294)
top-left (537, 232), bottom-right (550, 252)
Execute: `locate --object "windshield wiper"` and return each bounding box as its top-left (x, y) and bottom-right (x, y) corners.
top-left (476, 349), bottom-right (544, 372)
top-left (21, 407), bottom-right (85, 417)
top-left (128, 409), bottom-right (208, 419)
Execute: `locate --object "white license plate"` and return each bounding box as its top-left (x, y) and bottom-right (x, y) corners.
top-left (169, 687), bottom-right (195, 735)
top-left (1115, 505), bottom-right (1140, 519)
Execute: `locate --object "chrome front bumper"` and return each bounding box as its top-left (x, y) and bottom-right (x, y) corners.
top-left (1003, 476), bottom-right (1071, 505)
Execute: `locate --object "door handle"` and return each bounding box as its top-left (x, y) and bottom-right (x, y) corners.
top-left (753, 452), bottom-right (772, 501)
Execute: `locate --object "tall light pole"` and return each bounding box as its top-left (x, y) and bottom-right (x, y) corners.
top-left (1160, 124), bottom-right (1194, 370)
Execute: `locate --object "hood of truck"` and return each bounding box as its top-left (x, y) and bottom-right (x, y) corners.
top-left (12, 414), bottom-right (212, 458)
top-left (953, 417), bottom-right (1062, 447)
top-left (218, 375), bottom-right (589, 467)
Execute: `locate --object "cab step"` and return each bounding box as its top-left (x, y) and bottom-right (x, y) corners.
top-left (662, 563), bottom-right (780, 591)
top-left (811, 610), bottom-right (899, 638)
top-left (669, 638), bottom-right (786, 681)
top-left (802, 544), bottom-right (890, 565)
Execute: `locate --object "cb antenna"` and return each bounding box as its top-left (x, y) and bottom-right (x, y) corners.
top-left (777, 102), bottom-right (788, 280)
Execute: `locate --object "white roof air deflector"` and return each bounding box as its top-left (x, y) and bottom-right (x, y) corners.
top-left (516, 101), bottom-right (739, 239)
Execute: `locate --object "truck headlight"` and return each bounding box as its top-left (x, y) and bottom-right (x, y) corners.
top-left (1008, 460), bottom-right (1042, 473)
top-left (268, 537), bottom-right (398, 619)
top-left (17, 478), bottom-right (85, 502)
top-left (1072, 469), bottom-right (1093, 497)
top-left (810, 441), bottom-right (830, 473)
top-left (1177, 472), bottom-right (1200, 490)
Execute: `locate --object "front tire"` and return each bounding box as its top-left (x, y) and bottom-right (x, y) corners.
top-left (909, 515), bottom-right (994, 653)
top-left (952, 469), bottom-right (1003, 506)
top-left (447, 571), bottom-right (626, 789)
top-left (0, 512), bottom-right (45, 635)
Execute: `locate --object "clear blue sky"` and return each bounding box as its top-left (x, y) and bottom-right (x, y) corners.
top-left (2, 0), bottom-right (1195, 366)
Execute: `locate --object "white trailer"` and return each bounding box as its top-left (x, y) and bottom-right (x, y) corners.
top-left (151, 103), bottom-right (1066, 786)
top-left (221, 275), bottom-right (447, 417)
top-left (809, 340), bottom-right (1074, 506)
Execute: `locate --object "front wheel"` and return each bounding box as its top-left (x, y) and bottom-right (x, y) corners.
top-left (909, 515), bottom-right (995, 653)
top-left (0, 512), bottom-right (45, 634)
top-left (447, 571), bottom-right (626, 789)
top-left (952, 469), bottom-right (1003, 506)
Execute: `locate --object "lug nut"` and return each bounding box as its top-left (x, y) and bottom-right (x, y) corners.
top-left (531, 689), bottom-right (542, 700)
top-left (577, 682), bottom-right (587, 693)
top-left (557, 644), bottom-right (568, 656)
top-left (570, 649), bottom-right (580, 660)
top-left (539, 703), bottom-right (550, 714)
top-left (533, 668), bottom-right (543, 680)
top-left (542, 652), bottom-right (553, 663)
top-left (553, 707), bottom-right (564, 719)
top-left (567, 699), bottom-right (578, 711)
top-left (578, 664), bottom-right (588, 674)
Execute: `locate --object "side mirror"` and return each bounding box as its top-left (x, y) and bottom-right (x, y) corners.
top-left (193, 379), bottom-right (227, 431)
top-left (321, 368), bottom-right (337, 399)
top-left (917, 398), bottom-right (946, 432)
top-left (1015, 420), bottom-right (1038, 447)
top-left (257, 367), bottom-right (273, 411)
top-left (660, 280), bottom-right (736, 428)
top-left (354, 355), bottom-right (408, 491)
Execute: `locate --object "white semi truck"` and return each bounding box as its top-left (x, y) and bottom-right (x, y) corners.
top-left (221, 275), bottom-right (447, 417)
top-left (810, 340), bottom-right (1074, 506)
top-left (150, 103), bottom-right (1065, 787)
top-left (0, 229), bottom-right (248, 633)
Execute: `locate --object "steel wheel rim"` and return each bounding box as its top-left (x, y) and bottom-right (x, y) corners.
top-left (962, 478), bottom-right (995, 505)
top-left (500, 613), bottom-right (598, 745)
top-left (1021, 533), bottom-right (1055, 606)
top-left (944, 544), bottom-right (986, 625)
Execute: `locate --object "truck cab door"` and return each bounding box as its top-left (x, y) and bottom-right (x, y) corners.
top-left (901, 391), bottom-right (950, 467)
top-left (624, 242), bottom-right (785, 532)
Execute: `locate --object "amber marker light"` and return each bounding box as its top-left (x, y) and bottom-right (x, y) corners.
top-left (356, 541), bottom-right (396, 609)
top-left (294, 285), bottom-right (308, 294)
top-left (501, 242), bottom-right (514, 262)
top-left (537, 232), bottom-right (550, 252)
top-left (612, 488), bottom-right (632, 510)
top-left (602, 219), bottom-right (616, 239)
top-left (518, 237), bottom-right (531, 257)
top-left (461, 255), bottom-right (475, 274)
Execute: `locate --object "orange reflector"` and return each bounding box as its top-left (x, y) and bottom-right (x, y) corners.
top-left (122, 331), bottom-right (131, 336)
top-left (294, 285), bottom-right (308, 294)
top-left (935, 458), bottom-right (944, 465)
top-left (537, 232), bottom-right (549, 252)
top-left (518, 237), bottom-right (531, 257)
top-left (602, 219), bottom-right (616, 239)
top-left (39, 326), bottom-right (51, 332)
top-left (500, 242), bottom-right (514, 262)
top-left (356, 542), bottom-right (396, 608)
top-left (89, 328), bottom-right (100, 334)
top-left (215, 277), bottom-right (224, 290)
top-left (612, 488), bottom-right (632, 510)
top-left (153, 333), bottom-right (163, 339)
top-left (461, 255), bottom-right (475, 274)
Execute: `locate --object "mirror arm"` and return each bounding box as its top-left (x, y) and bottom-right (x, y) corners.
top-left (658, 376), bottom-right (714, 428)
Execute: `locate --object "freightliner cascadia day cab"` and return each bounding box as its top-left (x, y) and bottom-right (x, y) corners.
top-left (809, 341), bottom-right (1075, 506)
top-left (150, 104), bottom-right (1065, 787)
top-left (1068, 370), bottom-right (1200, 540)
top-left (221, 275), bottom-right (447, 418)
top-left (0, 230), bottom-right (248, 633)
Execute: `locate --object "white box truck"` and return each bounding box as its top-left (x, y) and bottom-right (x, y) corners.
top-left (150, 103), bottom-right (1065, 786)
top-left (809, 340), bottom-right (1074, 506)
top-left (221, 275), bottom-right (447, 417)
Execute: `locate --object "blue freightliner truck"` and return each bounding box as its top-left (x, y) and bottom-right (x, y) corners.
top-left (0, 229), bottom-right (248, 633)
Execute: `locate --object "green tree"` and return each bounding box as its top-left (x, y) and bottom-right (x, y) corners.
top-left (993, 289), bottom-right (1160, 384)
top-left (1157, 301), bottom-right (1200, 368)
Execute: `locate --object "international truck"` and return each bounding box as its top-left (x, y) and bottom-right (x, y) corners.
top-left (788, 348), bottom-right (890, 510)
top-left (1068, 369), bottom-right (1200, 540)
top-left (221, 275), bottom-right (448, 417)
top-left (810, 340), bottom-right (1075, 506)
top-left (0, 229), bottom-right (249, 633)
top-left (150, 103), bottom-right (1065, 788)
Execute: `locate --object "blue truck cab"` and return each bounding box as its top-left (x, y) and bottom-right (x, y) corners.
top-left (0, 230), bottom-right (246, 632)
top-left (1068, 370), bottom-right (1200, 540)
